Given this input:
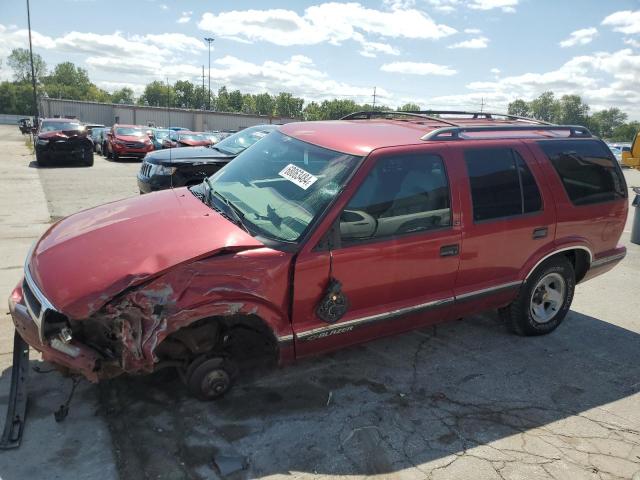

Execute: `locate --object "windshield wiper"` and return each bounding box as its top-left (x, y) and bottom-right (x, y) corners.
top-left (203, 177), bottom-right (251, 234)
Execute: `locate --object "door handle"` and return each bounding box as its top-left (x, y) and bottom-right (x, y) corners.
top-left (532, 227), bottom-right (548, 239)
top-left (440, 244), bottom-right (459, 257)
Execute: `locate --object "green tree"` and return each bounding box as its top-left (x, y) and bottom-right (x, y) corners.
top-left (610, 121), bottom-right (640, 142)
top-left (7, 48), bottom-right (47, 83)
top-left (254, 93), bottom-right (275, 116)
top-left (111, 87), bottom-right (135, 105)
top-left (303, 101), bottom-right (323, 121)
top-left (529, 91), bottom-right (560, 123)
top-left (0, 81), bottom-right (36, 114)
top-left (241, 94), bottom-right (256, 114)
top-left (228, 89), bottom-right (243, 112)
top-left (139, 80), bottom-right (174, 107)
top-left (590, 108), bottom-right (628, 139)
top-left (173, 80), bottom-right (195, 108)
top-left (275, 92), bottom-right (304, 118)
top-left (507, 99), bottom-right (530, 117)
top-left (398, 103), bottom-right (420, 111)
top-left (557, 94), bottom-right (589, 125)
top-left (215, 86), bottom-right (230, 112)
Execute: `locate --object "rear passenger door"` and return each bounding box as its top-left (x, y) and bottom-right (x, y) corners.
top-left (449, 142), bottom-right (556, 318)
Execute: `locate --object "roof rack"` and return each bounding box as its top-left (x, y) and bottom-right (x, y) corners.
top-left (340, 111), bottom-right (459, 127)
top-left (406, 110), bottom-right (554, 125)
top-left (421, 125), bottom-right (592, 141)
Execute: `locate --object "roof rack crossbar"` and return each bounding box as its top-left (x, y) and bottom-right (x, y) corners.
top-left (421, 125), bottom-right (592, 141)
top-left (340, 111), bottom-right (459, 127)
top-left (407, 110), bottom-right (554, 125)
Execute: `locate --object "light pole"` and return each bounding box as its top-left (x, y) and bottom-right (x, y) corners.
top-left (204, 37), bottom-right (214, 110)
top-left (26, 0), bottom-right (39, 121)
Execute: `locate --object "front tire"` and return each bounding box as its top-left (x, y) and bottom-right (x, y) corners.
top-left (502, 257), bottom-right (575, 336)
top-left (83, 148), bottom-right (94, 166)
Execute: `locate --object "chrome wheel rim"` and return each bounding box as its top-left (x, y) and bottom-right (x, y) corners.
top-left (530, 272), bottom-right (566, 324)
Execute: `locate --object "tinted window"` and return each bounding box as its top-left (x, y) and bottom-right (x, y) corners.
top-left (465, 148), bottom-right (542, 221)
top-left (340, 154), bottom-right (450, 241)
top-left (538, 140), bottom-right (626, 205)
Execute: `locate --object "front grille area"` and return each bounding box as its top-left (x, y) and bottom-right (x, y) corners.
top-left (125, 141), bottom-right (144, 148)
top-left (22, 278), bottom-right (42, 318)
top-left (140, 162), bottom-right (153, 177)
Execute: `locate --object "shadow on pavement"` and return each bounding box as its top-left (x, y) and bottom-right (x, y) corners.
top-left (85, 310), bottom-right (640, 479)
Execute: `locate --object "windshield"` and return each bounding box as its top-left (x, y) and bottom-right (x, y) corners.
top-left (214, 125), bottom-right (276, 155)
top-left (115, 127), bottom-right (145, 136)
top-left (154, 129), bottom-right (170, 139)
top-left (202, 131), bottom-right (361, 242)
top-left (41, 121), bottom-right (81, 132)
top-left (179, 133), bottom-right (207, 141)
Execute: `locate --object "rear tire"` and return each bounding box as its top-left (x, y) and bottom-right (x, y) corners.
top-left (501, 257), bottom-right (575, 336)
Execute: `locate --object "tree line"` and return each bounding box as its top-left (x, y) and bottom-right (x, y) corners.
top-left (1, 48), bottom-right (637, 140)
top-left (508, 92), bottom-right (638, 142)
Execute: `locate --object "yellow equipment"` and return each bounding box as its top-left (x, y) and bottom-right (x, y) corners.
top-left (622, 132), bottom-right (640, 169)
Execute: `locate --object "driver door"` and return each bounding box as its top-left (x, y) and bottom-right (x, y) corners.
top-left (292, 146), bottom-right (462, 357)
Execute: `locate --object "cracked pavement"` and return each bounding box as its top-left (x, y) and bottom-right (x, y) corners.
top-left (0, 125), bottom-right (639, 479)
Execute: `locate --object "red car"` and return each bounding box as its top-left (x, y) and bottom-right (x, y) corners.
top-left (106, 124), bottom-right (154, 160)
top-left (162, 131), bottom-right (214, 148)
top-left (9, 111), bottom-right (628, 400)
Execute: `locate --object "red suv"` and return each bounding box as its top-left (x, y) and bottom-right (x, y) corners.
top-left (9, 111), bottom-right (628, 399)
top-left (106, 124), bottom-right (154, 160)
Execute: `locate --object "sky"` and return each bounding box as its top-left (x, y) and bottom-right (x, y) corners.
top-left (1, 0), bottom-right (639, 119)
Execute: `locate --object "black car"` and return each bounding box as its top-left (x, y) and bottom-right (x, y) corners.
top-left (137, 124), bottom-right (277, 194)
top-left (35, 118), bottom-right (94, 167)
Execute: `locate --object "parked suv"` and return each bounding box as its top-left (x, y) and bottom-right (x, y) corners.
top-left (137, 125), bottom-right (277, 193)
top-left (9, 111), bottom-right (628, 400)
top-left (34, 118), bottom-right (94, 167)
top-left (106, 124), bottom-right (154, 160)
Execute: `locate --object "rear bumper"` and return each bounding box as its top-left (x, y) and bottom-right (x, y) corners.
top-left (9, 283), bottom-right (101, 382)
top-left (581, 245), bottom-right (626, 283)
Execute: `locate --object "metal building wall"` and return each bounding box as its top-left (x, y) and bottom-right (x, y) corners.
top-left (39, 99), bottom-right (297, 130)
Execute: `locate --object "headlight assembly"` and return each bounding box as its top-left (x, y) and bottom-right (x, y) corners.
top-left (154, 164), bottom-right (177, 175)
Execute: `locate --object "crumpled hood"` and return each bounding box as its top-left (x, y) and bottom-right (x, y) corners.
top-left (28, 188), bottom-right (264, 319)
top-left (39, 130), bottom-right (85, 140)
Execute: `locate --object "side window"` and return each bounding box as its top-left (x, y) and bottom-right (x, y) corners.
top-left (464, 148), bottom-right (542, 222)
top-left (538, 140), bottom-right (626, 205)
top-left (340, 154), bottom-right (451, 242)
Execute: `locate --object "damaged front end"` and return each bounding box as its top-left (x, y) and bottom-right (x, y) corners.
top-left (35, 129), bottom-right (92, 166)
top-left (10, 247), bottom-right (293, 386)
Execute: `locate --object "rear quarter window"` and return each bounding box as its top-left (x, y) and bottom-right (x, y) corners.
top-left (538, 140), bottom-right (626, 205)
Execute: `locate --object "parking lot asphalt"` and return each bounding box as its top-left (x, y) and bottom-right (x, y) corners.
top-left (0, 124), bottom-right (639, 480)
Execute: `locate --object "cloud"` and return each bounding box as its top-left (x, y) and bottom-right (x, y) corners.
top-left (177, 11), bottom-right (193, 24)
top-left (490, 67), bottom-right (500, 75)
top-left (448, 36), bottom-right (489, 49)
top-left (160, 4), bottom-right (168, 10)
top-left (624, 38), bottom-right (640, 48)
top-left (464, 28), bottom-right (482, 34)
top-left (430, 49), bottom-right (640, 117)
top-left (425, 0), bottom-right (518, 13)
top-left (559, 27), bottom-right (598, 48)
top-left (197, 3), bottom-right (456, 55)
top-left (467, 0), bottom-right (518, 13)
top-left (602, 10), bottom-right (640, 35)
top-left (380, 61), bottom-right (457, 76)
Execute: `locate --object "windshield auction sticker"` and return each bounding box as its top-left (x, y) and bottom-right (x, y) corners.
top-left (279, 164), bottom-right (318, 190)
